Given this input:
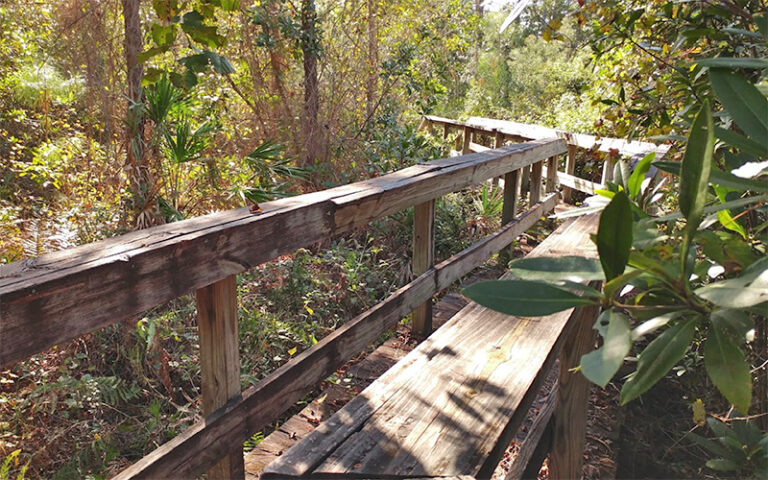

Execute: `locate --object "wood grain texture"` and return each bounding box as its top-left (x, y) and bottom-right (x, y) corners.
top-left (412, 200), bottom-right (435, 336)
top-left (529, 161), bottom-right (543, 205)
top-left (113, 201), bottom-right (559, 480)
top-left (563, 144), bottom-right (578, 203)
top-left (264, 215), bottom-right (599, 479)
top-left (196, 275), bottom-right (245, 479)
top-left (546, 156), bottom-right (558, 194)
top-left (0, 139), bottom-right (564, 368)
top-left (504, 388), bottom-right (555, 480)
top-left (548, 302), bottom-right (600, 480)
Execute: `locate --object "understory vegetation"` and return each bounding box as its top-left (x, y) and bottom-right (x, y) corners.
top-left (1, 0), bottom-right (766, 479)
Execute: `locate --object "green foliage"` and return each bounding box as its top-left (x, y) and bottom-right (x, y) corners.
top-left (10, 63), bottom-right (84, 109)
top-left (0, 450), bottom-right (28, 480)
top-left (688, 417), bottom-right (768, 477)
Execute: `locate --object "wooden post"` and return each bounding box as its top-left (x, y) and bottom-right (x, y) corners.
top-left (520, 165), bottom-right (531, 195)
top-left (601, 154), bottom-right (614, 185)
top-left (412, 200), bottom-right (435, 337)
top-left (546, 156), bottom-right (558, 193)
top-left (549, 303), bottom-right (600, 479)
top-left (563, 144), bottom-right (578, 203)
top-left (493, 130), bottom-right (504, 187)
top-left (197, 275), bottom-right (245, 480)
top-left (499, 169), bottom-right (520, 265)
top-left (529, 161), bottom-right (543, 204)
top-left (462, 126), bottom-right (472, 155)
top-left (442, 123), bottom-right (449, 140)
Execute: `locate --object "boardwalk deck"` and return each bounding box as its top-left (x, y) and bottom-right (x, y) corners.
top-left (263, 214), bottom-right (599, 479)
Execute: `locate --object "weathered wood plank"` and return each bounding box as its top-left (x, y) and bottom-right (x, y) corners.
top-left (563, 143), bottom-right (578, 203)
top-left (412, 200), bottom-right (435, 336)
top-left (546, 156), bottom-right (558, 193)
top-left (332, 140), bottom-right (565, 232)
top-left (113, 201), bottom-right (558, 480)
top-left (264, 215), bottom-right (599, 479)
top-left (549, 302), bottom-right (600, 479)
top-left (462, 126), bottom-right (473, 155)
top-left (0, 139), bottom-right (564, 368)
top-left (196, 275), bottom-right (245, 479)
top-left (529, 161), bottom-right (543, 204)
top-left (556, 171), bottom-right (599, 195)
top-left (504, 389), bottom-right (555, 480)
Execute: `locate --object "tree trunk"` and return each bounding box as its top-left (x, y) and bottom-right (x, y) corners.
top-left (366, 0), bottom-right (378, 119)
top-left (300, 0), bottom-right (320, 168)
top-left (122, 0), bottom-right (152, 228)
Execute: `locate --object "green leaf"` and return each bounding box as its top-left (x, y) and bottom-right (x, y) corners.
top-left (711, 310), bottom-right (754, 344)
top-left (137, 44), bottom-right (171, 63)
top-left (705, 459), bottom-right (741, 471)
top-left (655, 161), bottom-right (768, 193)
top-left (705, 319), bottom-right (752, 413)
top-left (710, 69), bottom-right (768, 143)
top-left (696, 257), bottom-right (768, 308)
top-left (632, 311), bottom-right (684, 340)
top-left (757, 14), bottom-right (768, 42)
top-left (462, 280), bottom-right (597, 317)
top-left (679, 101), bottom-right (714, 227)
top-left (715, 126), bottom-right (768, 158)
top-left (507, 256), bottom-right (604, 282)
top-left (628, 152), bottom-right (655, 198)
top-left (716, 209), bottom-right (746, 239)
top-left (151, 23), bottom-right (177, 46)
top-left (580, 311), bottom-right (631, 387)
top-left (697, 57), bottom-right (768, 69)
top-left (597, 191), bottom-right (633, 281)
top-left (221, 0), bottom-right (240, 11)
top-left (620, 318), bottom-right (696, 405)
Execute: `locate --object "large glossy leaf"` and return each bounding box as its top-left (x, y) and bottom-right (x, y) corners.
top-left (507, 256), bottom-right (604, 282)
top-left (714, 126), bottom-right (768, 158)
top-left (710, 69), bottom-right (768, 142)
top-left (655, 161), bottom-right (768, 193)
top-left (462, 280), bottom-right (596, 317)
top-left (697, 57), bottom-right (768, 69)
top-left (705, 317), bottom-right (752, 413)
top-left (696, 257), bottom-right (768, 308)
top-left (580, 311), bottom-right (631, 387)
top-left (620, 318), bottom-right (696, 405)
top-left (627, 152), bottom-right (655, 198)
top-left (597, 191), bottom-right (633, 280)
top-left (679, 102), bottom-right (714, 226)
top-left (710, 309), bottom-right (754, 343)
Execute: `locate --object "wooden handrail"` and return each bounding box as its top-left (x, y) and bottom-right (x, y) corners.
top-left (0, 139), bottom-right (564, 368)
top-left (423, 115), bottom-right (670, 200)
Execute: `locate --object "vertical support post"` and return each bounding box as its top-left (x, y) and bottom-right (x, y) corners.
top-left (499, 169), bottom-right (520, 266)
top-left (492, 130), bottom-right (505, 187)
top-left (563, 144), bottom-right (578, 203)
top-left (549, 302), bottom-right (600, 479)
top-left (530, 161), bottom-right (543, 204)
top-left (601, 154), bottom-right (615, 185)
top-left (520, 165), bottom-right (531, 195)
top-left (197, 275), bottom-right (245, 480)
top-left (412, 200), bottom-right (435, 337)
top-left (462, 126), bottom-right (472, 154)
top-left (546, 156), bottom-right (558, 193)
top-left (442, 123), bottom-right (449, 140)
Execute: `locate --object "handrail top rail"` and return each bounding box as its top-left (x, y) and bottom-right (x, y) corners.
top-left (0, 138), bottom-right (565, 368)
top-left (424, 115), bottom-right (670, 160)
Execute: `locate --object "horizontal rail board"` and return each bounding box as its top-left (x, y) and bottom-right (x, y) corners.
top-left (0, 140), bottom-right (564, 367)
top-left (113, 194), bottom-right (558, 479)
top-left (425, 115), bottom-right (669, 160)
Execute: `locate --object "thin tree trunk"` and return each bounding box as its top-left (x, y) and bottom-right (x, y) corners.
top-left (122, 0), bottom-right (152, 228)
top-left (301, 0), bottom-right (320, 168)
top-left (366, 0), bottom-right (378, 119)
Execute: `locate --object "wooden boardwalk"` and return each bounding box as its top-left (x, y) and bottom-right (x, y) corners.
top-left (263, 215), bottom-right (599, 479)
top-left (0, 116), bottom-right (666, 480)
